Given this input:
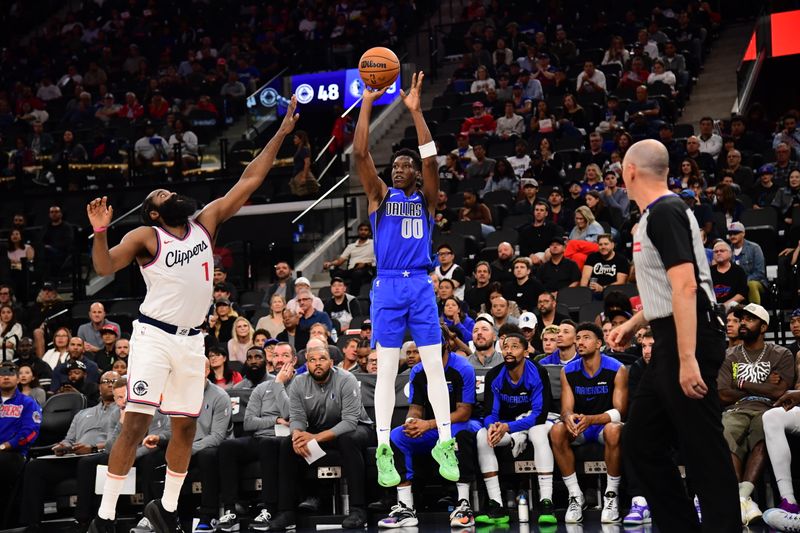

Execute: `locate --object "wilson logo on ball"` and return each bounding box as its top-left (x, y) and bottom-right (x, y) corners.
top-left (361, 60), bottom-right (388, 69)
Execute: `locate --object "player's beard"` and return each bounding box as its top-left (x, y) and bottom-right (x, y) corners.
top-left (158, 194), bottom-right (198, 227)
top-left (245, 363), bottom-right (267, 384)
top-left (504, 357), bottom-right (523, 370)
top-left (311, 367), bottom-right (331, 383)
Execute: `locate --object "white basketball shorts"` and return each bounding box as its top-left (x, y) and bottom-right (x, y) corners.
top-left (125, 320), bottom-right (206, 417)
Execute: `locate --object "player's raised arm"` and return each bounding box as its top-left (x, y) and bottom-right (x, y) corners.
top-left (87, 197), bottom-right (153, 276)
top-left (353, 87), bottom-right (389, 213)
top-left (197, 95), bottom-right (300, 237)
top-left (400, 71), bottom-right (439, 214)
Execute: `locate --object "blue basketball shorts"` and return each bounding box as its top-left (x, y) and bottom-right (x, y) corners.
top-left (370, 270), bottom-right (441, 349)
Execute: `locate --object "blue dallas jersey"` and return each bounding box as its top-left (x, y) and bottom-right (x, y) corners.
top-left (369, 188), bottom-right (434, 272)
top-left (564, 355), bottom-right (623, 415)
top-left (483, 359), bottom-right (551, 433)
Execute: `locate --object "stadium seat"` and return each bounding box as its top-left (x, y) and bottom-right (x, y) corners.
top-left (451, 221), bottom-right (484, 247)
top-left (740, 207), bottom-right (778, 230)
top-left (578, 301), bottom-right (605, 323)
top-left (603, 283), bottom-right (639, 300)
top-left (485, 229), bottom-right (519, 248)
top-left (556, 287), bottom-right (594, 315)
top-left (482, 190), bottom-right (515, 207)
top-left (502, 214), bottom-right (532, 231)
top-left (30, 393), bottom-right (87, 453)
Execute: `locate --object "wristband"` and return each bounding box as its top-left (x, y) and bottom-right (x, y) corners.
top-left (418, 141), bottom-right (437, 159)
top-left (93, 226), bottom-right (107, 233)
top-left (605, 408), bottom-right (621, 424)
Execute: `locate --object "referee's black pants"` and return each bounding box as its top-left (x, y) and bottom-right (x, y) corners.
top-left (623, 317), bottom-right (739, 533)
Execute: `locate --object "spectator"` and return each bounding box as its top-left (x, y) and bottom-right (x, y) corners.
top-left (111, 359), bottom-right (127, 377)
top-left (55, 359), bottom-right (99, 406)
top-left (117, 92), bottom-right (144, 121)
top-left (602, 36), bottom-right (630, 67)
top-left (168, 119), bottom-right (200, 168)
top-left (286, 278), bottom-right (323, 314)
top-left (576, 60), bottom-right (606, 94)
top-left (620, 57), bottom-right (650, 92)
top-left (711, 240), bottom-right (748, 308)
top-left (550, 322), bottom-right (627, 524)
top-left (536, 235), bottom-right (581, 292)
top-left (509, 140), bottom-right (532, 179)
top-left (322, 223), bottom-right (375, 296)
top-left (296, 288), bottom-right (333, 333)
top-left (465, 262), bottom-right (493, 313)
top-left (228, 317), bottom-right (255, 364)
top-left (519, 201), bottom-right (564, 259)
top-left (211, 298), bottom-right (238, 344)
top-left (627, 86), bottom-right (661, 135)
top-left (724, 149), bottom-right (755, 193)
top-left (728, 223), bottom-right (768, 305)
top-left (41, 326), bottom-right (71, 369)
top-left (715, 184), bottom-right (746, 225)
top-left (438, 153), bottom-right (465, 194)
top-left (717, 304), bottom-right (793, 525)
top-left (581, 234), bottom-right (630, 296)
top-left (276, 308), bottom-right (309, 354)
top-left (206, 345), bottom-right (243, 390)
top-left (662, 41), bottom-right (689, 88)
top-left (647, 59), bottom-right (677, 92)
top-left (28, 121), bottom-right (54, 156)
top-left (685, 136), bottom-right (717, 180)
top-left (698, 116), bottom-right (723, 159)
top-left (491, 243), bottom-right (515, 284)
top-left (338, 338), bottom-right (361, 373)
top-left (481, 158), bottom-right (517, 196)
top-left (94, 94), bottom-right (120, 125)
top-left (51, 336), bottom-right (100, 392)
top-left (289, 130), bottom-right (317, 197)
top-left (16, 363), bottom-right (46, 407)
top-left (569, 206), bottom-right (604, 243)
top-left (77, 302), bottom-right (120, 353)
top-left (89, 324), bottom-right (120, 372)
top-left (513, 178), bottom-right (539, 215)
top-left (256, 296), bottom-right (286, 339)
top-left (270, 342), bottom-right (374, 530)
top-left (451, 133), bottom-right (477, 168)
top-left (20, 370), bottom-right (119, 529)
top-left (212, 344), bottom-right (294, 532)
top-left (503, 257), bottom-right (544, 313)
top-left (495, 101), bottom-right (524, 140)
top-left (460, 102), bottom-right (496, 137)
top-left (561, 94), bottom-right (587, 132)
top-left (470, 66), bottom-right (495, 94)
top-left (0, 304), bottom-right (23, 362)
top-left (266, 261), bottom-right (295, 302)
top-left (134, 121), bottom-right (169, 168)
top-left (510, 83), bottom-right (533, 117)
top-left (517, 69), bottom-right (543, 102)
top-left (771, 169), bottom-right (800, 226)
top-left (773, 114), bottom-right (800, 156)
top-left (548, 187), bottom-right (574, 230)
top-left (468, 316), bottom-right (502, 369)
top-left (774, 142), bottom-right (800, 183)
top-left (601, 170), bottom-right (630, 217)
top-left (442, 297), bottom-right (475, 344)
top-left (0, 361), bottom-right (42, 519)
top-left (323, 277), bottom-right (362, 332)
top-left (635, 28), bottom-right (661, 60)
top-left (36, 78), bottom-right (62, 102)
top-left (459, 190), bottom-right (494, 237)
top-left (220, 71), bottom-right (247, 100)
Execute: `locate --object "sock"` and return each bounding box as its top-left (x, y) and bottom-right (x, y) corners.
top-left (538, 474), bottom-right (553, 501)
top-left (787, 494), bottom-right (798, 505)
top-left (397, 485), bottom-right (414, 509)
top-left (632, 496), bottom-right (648, 507)
top-left (98, 472), bottom-right (127, 520)
top-left (375, 344), bottom-right (401, 446)
top-left (418, 343), bottom-right (452, 441)
top-left (606, 475), bottom-right (621, 495)
top-left (457, 483), bottom-right (470, 503)
top-left (562, 473), bottom-right (582, 498)
top-left (485, 476), bottom-right (502, 505)
top-left (739, 481), bottom-right (755, 499)
top-left (161, 468), bottom-right (188, 512)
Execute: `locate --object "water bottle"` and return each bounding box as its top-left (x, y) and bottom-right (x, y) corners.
top-left (518, 491), bottom-right (529, 523)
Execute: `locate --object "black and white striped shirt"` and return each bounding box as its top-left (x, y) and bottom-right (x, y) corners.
top-left (633, 194), bottom-right (716, 321)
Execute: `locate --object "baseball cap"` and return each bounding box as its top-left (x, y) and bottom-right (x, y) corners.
top-left (41, 282), bottom-right (56, 291)
top-left (214, 298), bottom-right (231, 307)
top-left (214, 265), bottom-right (226, 272)
top-left (512, 83), bottom-right (523, 89)
top-left (519, 312), bottom-right (538, 330)
top-left (263, 338), bottom-right (279, 347)
top-left (104, 93), bottom-right (114, 99)
top-left (551, 234), bottom-right (567, 245)
top-left (294, 277), bottom-right (311, 286)
top-left (472, 101), bottom-right (485, 108)
top-left (0, 362), bottom-right (17, 376)
top-left (679, 189), bottom-right (697, 200)
top-left (728, 222), bottom-right (745, 234)
top-left (67, 359), bottom-right (87, 372)
top-left (100, 323), bottom-right (120, 336)
top-left (475, 313), bottom-right (495, 326)
top-left (550, 186), bottom-right (564, 196)
top-left (758, 164), bottom-right (775, 176)
top-left (213, 283), bottom-right (229, 291)
top-left (791, 308), bottom-right (800, 318)
top-left (739, 303), bottom-right (770, 326)
top-left (359, 318), bottom-right (372, 329)
top-left (521, 178), bottom-right (539, 188)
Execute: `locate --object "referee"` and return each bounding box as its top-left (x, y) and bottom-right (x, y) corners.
top-left (608, 139), bottom-right (739, 532)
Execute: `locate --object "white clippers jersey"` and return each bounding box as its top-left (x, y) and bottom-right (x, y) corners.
top-left (139, 220), bottom-right (214, 327)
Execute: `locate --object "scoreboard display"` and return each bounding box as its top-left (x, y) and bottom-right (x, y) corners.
top-left (287, 68), bottom-right (401, 112)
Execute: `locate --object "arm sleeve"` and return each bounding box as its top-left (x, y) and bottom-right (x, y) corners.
top-left (193, 393), bottom-right (231, 453)
top-left (646, 202), bottom-right (697, 269)
top-left (329, 377), bottom-right (360, 437)
top-left (289, 383), bottom-right (309, 433)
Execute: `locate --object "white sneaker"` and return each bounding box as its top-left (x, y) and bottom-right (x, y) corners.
top-left (764, 507), bottom-right (800, 532)
top-left (378, 503), bottom-right (419, 528)
top-left (449, 499), bottom-right (475, 527)
top-left (216, 512), bottom-right (239, 532)
top-left (601, 491), bottom-right (621, 523)
top-left (740, 496), bottom-right (762, 525)
top-left (510, 432), bottom-right (528, 458)
top-left (565, 495), bottom-right (584, 523)
top-left (250, 509), bottom-right (271, 531)
top-left (694, 495), bottom-right (702, 524)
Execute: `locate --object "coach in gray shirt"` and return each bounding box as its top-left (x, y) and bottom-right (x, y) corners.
top-left (214, 342), bottom-right (297, 528)
top-left (20, 371), bottom-right (119, 529)
top-left (270, 339), bottom-right (375, 530)
top-left (193, 378), bottom-right (232, 520)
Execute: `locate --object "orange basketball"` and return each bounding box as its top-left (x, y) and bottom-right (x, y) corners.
top-left (358, 47), bottom-right (400, 90)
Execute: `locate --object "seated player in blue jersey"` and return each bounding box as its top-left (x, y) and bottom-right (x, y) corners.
top-left (378, 327), bottom-right (481, 529)
top-left (475, 332), bottom-right (551, 525)
top-left (354, 71), bottom-right (459, 486)
top-left (537, 320), bottom-right (579, 365)
top-left (551, 322), bottom-right (628, 524)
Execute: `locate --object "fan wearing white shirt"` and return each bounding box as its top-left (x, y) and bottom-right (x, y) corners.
top-left (168, 119), bottom-right (199, 168)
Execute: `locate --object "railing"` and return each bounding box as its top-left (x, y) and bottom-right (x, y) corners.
top-left (733, 12), bottom-right (770, 116)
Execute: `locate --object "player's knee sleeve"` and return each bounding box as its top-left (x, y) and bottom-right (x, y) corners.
top-left (529, 424), bottom-right (555, 473)
top-left (374, 344), bottom-right (401, 440)
top-left (476, 427), bottom-right (499, 473)
top-left (417, 343), bottom-right (453, 441)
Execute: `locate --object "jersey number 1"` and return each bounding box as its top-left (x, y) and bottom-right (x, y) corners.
top-left (202, 262), bottom-right (209, 281)
top-left (401, 218), bottom-right (423, 239)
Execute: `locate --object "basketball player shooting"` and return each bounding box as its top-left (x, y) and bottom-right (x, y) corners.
top-left (84, 96), bottom-right (299, 533)
top-left (354, 72), bottom-right (459, 486)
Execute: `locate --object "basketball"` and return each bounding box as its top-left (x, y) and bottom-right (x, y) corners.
top-left (358, 47), bottom-right (400, 90)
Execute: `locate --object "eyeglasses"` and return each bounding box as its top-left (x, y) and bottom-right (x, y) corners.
top-left (438, 251), bottom-right (453, 256)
